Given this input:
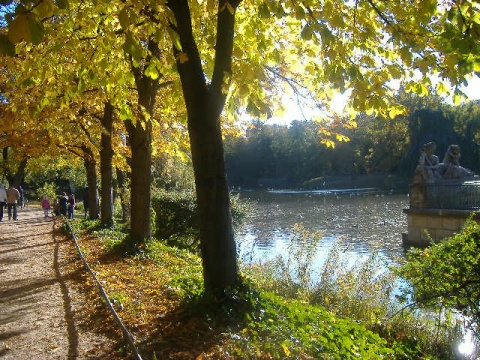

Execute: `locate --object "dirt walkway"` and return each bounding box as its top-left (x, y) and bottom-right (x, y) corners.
top-left (0, 207), bottom-right (126, 359)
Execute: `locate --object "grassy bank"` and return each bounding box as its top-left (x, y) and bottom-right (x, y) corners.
top-left (68, 219), bottom-right (458, 360)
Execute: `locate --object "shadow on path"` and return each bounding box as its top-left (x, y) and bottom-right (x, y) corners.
top-left (53, 223), bottom-right (79, 358)
top-left (0, 209), bottom-right (80, 358)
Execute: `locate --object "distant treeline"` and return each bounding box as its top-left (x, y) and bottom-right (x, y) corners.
top-left (224, 98), bottom-right (480, 189)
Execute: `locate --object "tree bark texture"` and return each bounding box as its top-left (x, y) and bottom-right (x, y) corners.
top-left (125, 40), bottom-right (160, 243)
top-left (11, 158), bottom-right (27, 188)
top-left (2, 147), bottom-right (27, 188)
top-left (115, 167), bottom-right (129, 222)
top-left (125, 118), bottom-right (152, 243)
top-left (169, 0), bottom-right (241, 293)
top-left (100, 101), bottom-right (114, 227)
top-left (83, 146), bottom-right (98, 219)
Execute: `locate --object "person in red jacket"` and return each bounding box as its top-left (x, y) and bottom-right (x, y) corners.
top-left (41, 196), bottom-right (51, 218)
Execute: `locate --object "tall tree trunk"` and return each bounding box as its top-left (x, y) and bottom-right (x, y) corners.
top-left (2, 147), bottom-right (27, 188)
top-left (100, 101), bottom-right (114, 227)
top-left (125, 118), bottom-right (152, 242)
top-left (169, 0), bottom-right (241, 293)
top-left (115, 167), bottom-right (129, 222)
top-left (83, 147), bottom-right (99, 219)
top-left (11, 158), bottom-right (27, 188)
top-left (2, 147), bottom-right (9, 183)
top-left (125, 40), bottom-right (160, 244)
top-left (189, 104), bottom-right (238, 292)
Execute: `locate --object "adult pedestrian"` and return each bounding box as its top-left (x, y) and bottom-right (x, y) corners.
top-left (60, 192), bottom-right (68, 217)
top-left (67, 193), bottom-right (75, 219)
top-left (6, 185), bottom-right (20, 221)
top-left (0, 184), bottom-right (7, 221)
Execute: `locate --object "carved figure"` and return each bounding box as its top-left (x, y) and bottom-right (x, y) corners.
top-left (413, 142), bottom-right (441, 183)
top-left (439, 144), bottom-right (475, 179)
top-left (413, 143), bottom-right (476, 183)
top-left (443, 144), bottom-right (461, 165)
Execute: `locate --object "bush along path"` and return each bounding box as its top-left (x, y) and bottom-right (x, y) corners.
top-left (0, 207), bottom-right (125, 359)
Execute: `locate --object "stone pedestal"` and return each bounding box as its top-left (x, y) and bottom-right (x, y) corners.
top-left (402, 208), bottom-right (480, 246)
top-left (409, 183), bottom-right (426, 209)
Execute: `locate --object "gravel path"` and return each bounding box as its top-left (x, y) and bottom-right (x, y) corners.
top-left (0, 207), bottom-right (125, 359)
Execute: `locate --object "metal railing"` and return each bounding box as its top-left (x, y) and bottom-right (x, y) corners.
top-left (424, 181), bottom-right (480, 210)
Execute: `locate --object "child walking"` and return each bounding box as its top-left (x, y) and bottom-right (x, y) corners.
top-left (41, 196), bottom-right (51, 218)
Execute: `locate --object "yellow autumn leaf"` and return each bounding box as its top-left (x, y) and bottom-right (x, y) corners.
top-left (176, 52), bottom-right (189, 64)
top-left (436, 81), bottom-right (449, 95)
top-left (220, 1), bottom-right (235, 15)
top-left (226, 2), bottom-right (235, 15)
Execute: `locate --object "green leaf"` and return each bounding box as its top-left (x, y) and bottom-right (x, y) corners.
top-left (167, 27), bottom-right (182, 52)
top-left (123, 32), bottom-right (143, 62)
top-left (8, 12), bottom-right (44, 44)
top-left (27, 15), bottom-right (45, 45)
top-left (8, 13), bottom-right (30, 43)
top-left (258, 2), bottom-right (270, 18)
top-left (0, 34), bottom-right (15, 56)
top-left (145, 62), bottom-right (159, 80)
top-left (56, 0), bottom-right (68, 9)
top-left (301, 24), bottom-right (313, 40)
top-left (414, 83), bottom-right (429, 97)
top-left (119, 6), bottom-right (132, 29)
top-left (32, 0), bottom-right (55, 19)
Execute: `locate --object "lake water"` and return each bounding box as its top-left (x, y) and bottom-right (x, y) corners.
top-left (235, 189), bottom-right (409, 268)
top-left (234, 189), bottom-right (478, 357)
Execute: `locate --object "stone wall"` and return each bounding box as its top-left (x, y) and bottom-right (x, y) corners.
top-left (402, 208), bottom-right (480, 246)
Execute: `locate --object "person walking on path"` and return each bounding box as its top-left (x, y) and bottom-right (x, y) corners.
top-left (67, 193), bottom-right (75, 219)
top-left (0, 184), bottom-right (7, 222)
top-left (6, 185), bottom-right (20, 221)
top-left (41, 196), bottom-right (51, 218)
top-left (59, 192), bottom-right (68, 217)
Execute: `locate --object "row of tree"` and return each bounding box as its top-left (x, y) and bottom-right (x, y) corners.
top-left (225, 97), bottom-right (480, 189)
top-left (1, 0), bottom-right (479, 295)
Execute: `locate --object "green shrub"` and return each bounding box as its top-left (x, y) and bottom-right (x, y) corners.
top-left (397, 217), bottom-right (480, 341)
top-left (151, 189), bottom-right (199, 249)
top-left (151, 189), bottom-right (251, 251)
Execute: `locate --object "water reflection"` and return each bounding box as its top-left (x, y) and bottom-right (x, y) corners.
top-left (235, 190), bottom-right (478, 358)
top-left (236, 190), bottom-right (409, 267)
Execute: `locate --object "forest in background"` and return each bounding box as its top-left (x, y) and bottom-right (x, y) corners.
top-left (225, 94), bottom-right (480, 191)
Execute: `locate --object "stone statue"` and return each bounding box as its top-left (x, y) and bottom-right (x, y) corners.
top-left (438, 144), bottom-right (475, 179)
top-left (413, 142), bottom-right (441, 183)
top-left (410, 143), bottom-right (477, 210)
top-left (413, 143), bottom-right (475, 183)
